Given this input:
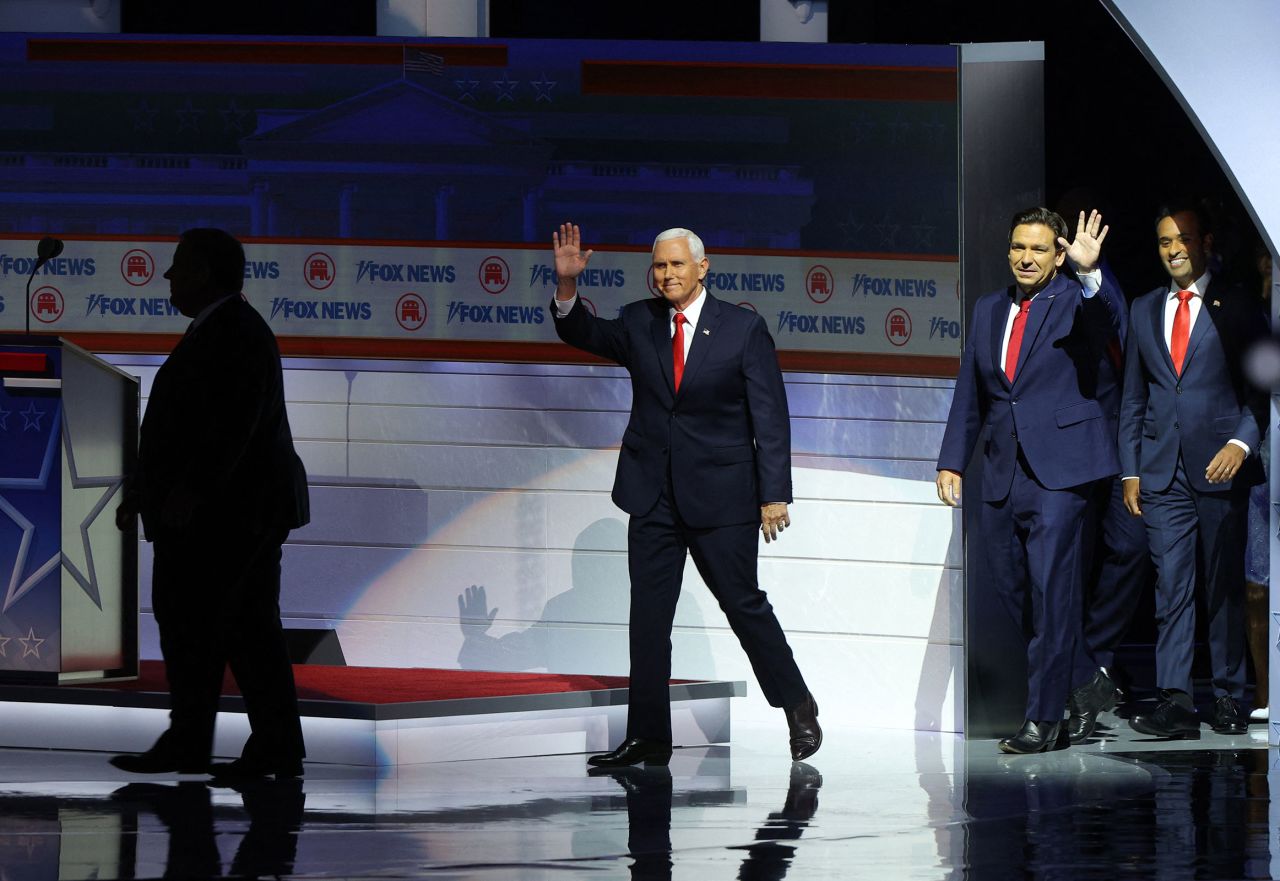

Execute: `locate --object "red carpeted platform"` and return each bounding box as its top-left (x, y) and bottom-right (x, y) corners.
top-left (0, 662), bottom-right (745, 766)
top-left (92, 660), bottom-right (640, 704)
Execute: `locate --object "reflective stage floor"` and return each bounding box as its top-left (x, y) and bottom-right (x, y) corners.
top-left (0, 711), bottom-right (1276, 880)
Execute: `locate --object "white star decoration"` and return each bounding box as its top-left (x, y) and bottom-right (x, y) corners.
top-left (17, 626), bottom-right (42, 658)
top-left (874, 212), bottom-right (901, 249)
top-left (0, 634), bottom-right (9, 657)
top-left (0, 405), bottom-right (9, 430)
top-left (59, 413), bottom-right (122, 610)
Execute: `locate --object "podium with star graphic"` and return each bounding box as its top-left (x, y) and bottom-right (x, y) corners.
top-left (0, 336), bottom-right (139, 683)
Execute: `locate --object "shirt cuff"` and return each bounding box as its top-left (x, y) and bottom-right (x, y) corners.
top-left (1228, 438), bottom-right (1251, 456)
top-left (1078, 268), bottom-right (1102, 297)
top-left (552, 294), bottom-right (577, 318)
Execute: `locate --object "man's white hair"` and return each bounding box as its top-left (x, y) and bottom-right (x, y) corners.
top-left (652, 228), bottom-right (706, 262)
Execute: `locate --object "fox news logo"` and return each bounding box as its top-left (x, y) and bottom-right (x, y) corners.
top-left (85, 294), bottom-right (180, 317)
top-left (356, 260), bottom-right (455, 284)
top-left (269, 298), bottom-right (373, 321)
top-left (0, 255), bottom-right (95, 277)
top-left (850, 273), bottom-right (938, 297)
top-left (775, 311), bottom-right (865, 335)
top-left (446, 301), bottom-right (545, 325)
top-left (528, 265), bottom-right (625, 288)
top-left (706, 272), bottom-right (784, 293)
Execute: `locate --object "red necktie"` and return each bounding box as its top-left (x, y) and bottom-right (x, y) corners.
top-left (1170, 289), bottom-right (1194, 375)
top-left (1004, 297), bottom-right (1032, 382)
top-left (673, 313), bottom-right (687, 391)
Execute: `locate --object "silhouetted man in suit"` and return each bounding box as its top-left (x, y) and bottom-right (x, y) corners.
top-left (111, 228), bottom-right (310, 778)
top-left (1121, 204), bottom-right (1267, 738)
top-left (551, 223), bottom-right (820, 766)
top-left (937, 208), bottom-right (1124, 753)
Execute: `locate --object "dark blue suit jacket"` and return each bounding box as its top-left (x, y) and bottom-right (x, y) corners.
top-left (1118, 278), bottom-right (1267, 494)
top-left (135, 296), bottom-right (310, 541)
top-left (553, 292), bottom-right (792, 528)
top-left (937, 271), bottom-right (1124, 501)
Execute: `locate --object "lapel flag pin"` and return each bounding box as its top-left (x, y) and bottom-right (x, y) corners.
top-left (702, 328), bottom-right (710, 335)
top-left (1212, 300), bottom-right (1221, 307)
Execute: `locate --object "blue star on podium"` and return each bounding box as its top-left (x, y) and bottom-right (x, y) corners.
top-left (20, 401), bottom-right (45, 432)
top-left (0, 495), bottom-right (60, 614)
top-left (492, 74), bottom-right (519, 102)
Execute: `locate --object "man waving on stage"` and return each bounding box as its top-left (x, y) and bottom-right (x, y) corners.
top-left (550, 223), bottom-right (820, 766)
top-left (937, 208), bottom-right (1124, 753)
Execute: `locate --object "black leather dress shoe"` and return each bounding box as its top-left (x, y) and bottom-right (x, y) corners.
top-left (998, 719), bottom-right (1063, 754)
top-left (1066, 668), bottom-right (1119, 743)
top-left (109, 750), bottom-right (208, 775)
top-left (587, 738), bottom-right (674, 767)
top-left (784, 693), bottom-right (822, 761)
top-left (1209, 695), bottom-right (1247, 735)
top-left (1129, 694), bottom-right (1200, 738)
top-left (208, 755), bottom-right (304, 780)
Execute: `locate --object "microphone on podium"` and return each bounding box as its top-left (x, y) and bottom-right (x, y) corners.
top-left (24, 236), bottom-right (64, 336)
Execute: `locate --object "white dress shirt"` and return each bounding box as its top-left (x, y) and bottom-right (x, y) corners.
top-left (1163, 270), bottom-right (1208, 345)
top-left (1122, 268), bottom-right (1246, 480)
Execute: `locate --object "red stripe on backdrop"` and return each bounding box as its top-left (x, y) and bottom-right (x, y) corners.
top-left (26, 38), bottom-right (508, 67)
top-left (58, 332), bottom-right (959, 378)
top-left (582, 60), bottom-right (956, 102)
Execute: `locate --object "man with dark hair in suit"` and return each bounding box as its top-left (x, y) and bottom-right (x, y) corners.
top-left (937, 207), bottom-right (1124, 753)
top-left (1121, 203), bottom-right (1267, 738)
top-left (111, 228), bottom-right (310, 778)
top-left (550, 223), bottom-right (820, 766)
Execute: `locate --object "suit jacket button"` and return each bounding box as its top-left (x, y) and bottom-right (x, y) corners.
top-left (1010, 431), bottom-right (1017, 439)
top-left (1174, 422), bottom-right (1180, 430)
top-left (1176, 386), bottom-right (1182, 394)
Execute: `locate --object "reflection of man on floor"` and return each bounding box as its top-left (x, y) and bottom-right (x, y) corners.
top-left (592, 762), bottom-right (822, 880)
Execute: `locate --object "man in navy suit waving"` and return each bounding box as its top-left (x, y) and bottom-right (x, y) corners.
top-left (1121, 204), bottom-right (1267, 738)
top-left (550, 223), bottom-right (819, 766)
top-left (937, 207), bottom-right (1124, 753)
